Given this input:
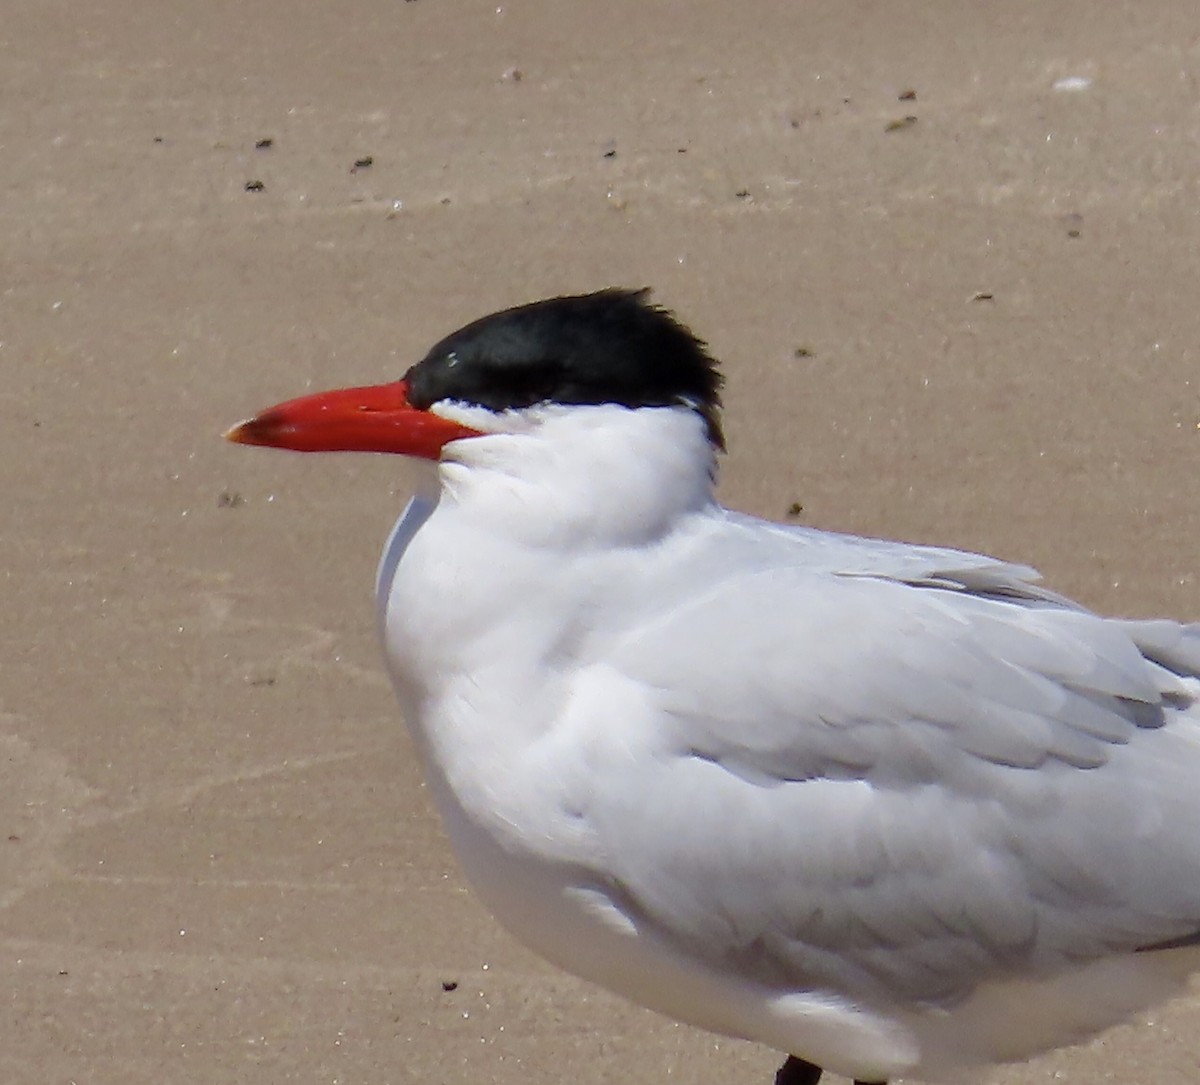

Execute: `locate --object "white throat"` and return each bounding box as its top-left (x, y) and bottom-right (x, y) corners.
top-left (431, 401), bottom-right (718, 549)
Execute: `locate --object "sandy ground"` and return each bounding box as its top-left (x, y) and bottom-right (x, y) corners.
top-left (3, 1), bottom-right (1200, 1082)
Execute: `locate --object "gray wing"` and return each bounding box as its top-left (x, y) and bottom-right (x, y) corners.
top-left (577, 555), bottom-right (1200, 1007)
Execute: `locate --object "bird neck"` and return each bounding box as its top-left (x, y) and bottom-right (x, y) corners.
top-left (378, 406), bottom-right (720, 864)
top-left (433, 404), bottom-right (719, 550)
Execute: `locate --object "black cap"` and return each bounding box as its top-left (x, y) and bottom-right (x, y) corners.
top-left (404, 289), bottom-right (724, 449)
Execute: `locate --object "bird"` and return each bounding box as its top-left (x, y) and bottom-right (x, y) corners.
top-left (228, 288), bottom-right (1200, 1085)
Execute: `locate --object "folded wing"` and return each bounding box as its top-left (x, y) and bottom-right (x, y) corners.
top-left (575, 551), bottom-right (1200, 1007)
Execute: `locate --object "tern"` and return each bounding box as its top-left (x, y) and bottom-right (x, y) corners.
top-left (229, 289), bottom-right (1200, 1085)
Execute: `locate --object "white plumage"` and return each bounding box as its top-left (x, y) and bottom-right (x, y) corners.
top-left (375, 401), bottom-right (1200, 1083)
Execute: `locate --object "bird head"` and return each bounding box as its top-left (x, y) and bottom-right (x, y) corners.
top-left (226, 289), bottom-right (724, 458)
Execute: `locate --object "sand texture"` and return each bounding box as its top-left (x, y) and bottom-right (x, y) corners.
top-left (4, 1), bottom-right (1199, 1081)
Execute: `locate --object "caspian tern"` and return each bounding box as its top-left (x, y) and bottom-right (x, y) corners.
top-left (229, 289), bottom-right (1200, 1085)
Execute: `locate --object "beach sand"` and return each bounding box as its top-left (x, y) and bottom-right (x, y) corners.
top-left (3, 1), bottom-right (1199, 1081)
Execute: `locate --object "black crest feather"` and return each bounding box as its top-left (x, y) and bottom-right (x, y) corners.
top-left (405, 289), bottom-right (725, 449)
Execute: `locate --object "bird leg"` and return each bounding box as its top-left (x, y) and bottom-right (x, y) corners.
top-left (774, 1055), bottom-right (823, 1085)
top-left (773, 1054), bottom-right (888, 1085)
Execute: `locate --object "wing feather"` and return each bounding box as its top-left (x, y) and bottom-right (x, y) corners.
top-left (571, 555), bottom-right (1200, 1007)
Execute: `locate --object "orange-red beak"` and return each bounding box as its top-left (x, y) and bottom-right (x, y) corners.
top-left (225, 379), bottom-right (481, 460)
